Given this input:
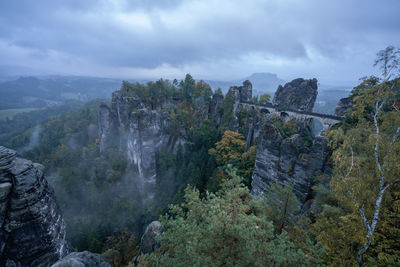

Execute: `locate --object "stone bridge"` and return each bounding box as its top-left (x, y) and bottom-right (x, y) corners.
top-left (240, 101), bottom-right (343, 131)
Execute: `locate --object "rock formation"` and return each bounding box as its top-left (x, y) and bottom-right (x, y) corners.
top-left (230, 80), bottom-right (252, 103)
top-left (334, 96), bottom-right (354, 116)
top-left (0, 146), bottom-right (68, 266)
top-left (241, 79), bottom-right (330, 204)
top-left (132, 220), bottom-right (164, 264)
top-left (51, 251), bottom-right (110, 267)
top-left (250, 125), bottom-right (328, 203)
top-left (0, 146), bottom-right (112, 267)
top-left (138, 221), bottom-right (164, 254)
top-left (98, 103), bottom-right (116, 153)
top-left (273, 78), bottom-right (318, 112)
top-left (211, 91), bottom-right (224, 127)
top-left (99, 90), bottom-right (188, 199)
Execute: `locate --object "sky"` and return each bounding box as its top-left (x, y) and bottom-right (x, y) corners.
top-left (0, 0), bottom-right (399, 85)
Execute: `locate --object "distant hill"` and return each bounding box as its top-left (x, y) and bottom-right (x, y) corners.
top-left (0, 76), bottom-right (124, 109)
top-left (314, 86), bottom-right (351, 114)
top-left (0, 72), bottom-right (286, 109)
top-left (242, 73), bottom-right (286, 95)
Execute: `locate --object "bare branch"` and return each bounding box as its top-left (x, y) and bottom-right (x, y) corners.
top-left (383, 177), bottom-right (400, 192)
top-left (387, 127), bottom-right (400, 151)
top-left (373, 101), bottom-right (385, 181)
top-left (358, 205), bottom-right (371, 233)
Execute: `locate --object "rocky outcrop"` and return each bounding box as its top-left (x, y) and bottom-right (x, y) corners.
top-left (102, 91), bottom-right (186, 199)
top-left (211, 92), bottom-right (224, 127)
top-left (138, 221), bottom-right (164, 254)
top-left (0, 146), bottom-right (68, 266)
top-left (273, 78), bottom-right (318, 112)
top-left (132, 221), bottom-right (164, 264)
top-left (334, 96), bottom-right (353, 116)
top-left (250, 118), bottom-right (328, 204)
top-left (246, 78), bottom-right (330, 204)
top-left (51, 251), bottom-right (110, 267)
top-left (230, 80), bottom-right (253, 103)
top-left (98, 103), bottom-right (116, 153)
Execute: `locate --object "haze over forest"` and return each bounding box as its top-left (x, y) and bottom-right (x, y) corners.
top-left (0, 1), bottom-right (400, 267)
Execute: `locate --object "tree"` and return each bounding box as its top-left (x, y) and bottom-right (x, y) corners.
top-left (208, 131), bottom-right (245, 166)
top-left (374, 46), bottom-right (400, 80)
top-left (324, 48), bottom-right (400, 266)
top-left (238, 145), bottom-right (257, 187)
top-left (140, 167), bottom-right (316, 266)
top-left (102, 229), bottom-right (138, 267)
top-left (264, 182), bottom-right (300, 235)
top-left (219, 89), bottom-right (235, 130)
top-left (259, 93), bottom-right (271, 105)
top-left (194, 80), bottom-right (212, 99)
top-left (180, 74), bottom-right (196, 101)
top-left (333, 98), bottom-right (400, 266)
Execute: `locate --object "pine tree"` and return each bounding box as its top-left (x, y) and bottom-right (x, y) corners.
top-left (139, 167), bottom-right (318, 266)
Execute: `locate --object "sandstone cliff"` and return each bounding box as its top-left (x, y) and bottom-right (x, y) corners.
top-left (0, 146), bottom-right (68, 266)
top-left (235, 78), bottom-right (330, 204)
top-left (273, 78), bottom-right (318, 112)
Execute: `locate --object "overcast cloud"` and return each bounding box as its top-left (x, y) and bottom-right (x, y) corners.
top-left (0, 0), bottom-right (399, 84)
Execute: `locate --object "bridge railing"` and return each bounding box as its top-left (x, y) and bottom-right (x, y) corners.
top-left (240, 101), bottom-right (343, 121)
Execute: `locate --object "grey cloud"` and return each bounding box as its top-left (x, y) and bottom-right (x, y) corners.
top-left (0, 0), bottom-right (399, 81)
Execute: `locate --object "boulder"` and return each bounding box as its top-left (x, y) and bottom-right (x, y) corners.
top-left (132, 221), bottom-right (164, 264)
top-left (273, 78), bottom-right (318, 112)
top-left (139, 221), bottom-right (164, 254)
top-left (230, 80), bottom-right (253, 103)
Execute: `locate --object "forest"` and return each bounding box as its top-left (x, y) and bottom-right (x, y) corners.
top-left (0, 47), bottom-right (399, 267)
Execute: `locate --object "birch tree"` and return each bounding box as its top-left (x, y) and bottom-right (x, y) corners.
top-left (330, 47), bottom-right (400, 266)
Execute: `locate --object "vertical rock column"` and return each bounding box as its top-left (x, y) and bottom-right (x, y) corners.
top-left (0, 146), bottom-right (69, 267)
top-left (0, 147), bottom-right (15, 256)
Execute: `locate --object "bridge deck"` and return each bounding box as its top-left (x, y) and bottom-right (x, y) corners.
top-left (241, 101), bottom-right (343, 121)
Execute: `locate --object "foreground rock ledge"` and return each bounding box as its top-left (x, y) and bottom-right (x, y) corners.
top-left (0, 146), bottom-right (69, 266)
top-left (0, 146), bottom-right (111, 267)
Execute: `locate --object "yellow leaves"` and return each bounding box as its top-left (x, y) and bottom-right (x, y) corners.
top-left (259, 93), bottom-right (271, 104)
top-left (209, 131), bottom-right (245, 166)
top-left (326, 128), bottom-right (345, 150)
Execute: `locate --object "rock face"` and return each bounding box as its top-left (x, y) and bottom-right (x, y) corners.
top-left (211, 92), bottom-right (224, 127)
top-left (0, 146), bottom-right (68, 266)
top-left (243, 79), bottom-right (330, 204)
top-left (132, 221), bottom-right (164, 264)
top-left (230, 80), bottom-right (253, 102)
top-left (334, 96), bottom-right (353, 116)
top-left (98, 103), bottom-right (116, 153)
top-left (51, 251), bottom-right (110, 267)
top-left (99, 91), bottom-right (188, 199)
top-left (273, 78), bottom-right (318, 112)
top-left (250, 120), bottom-right (328, 203)
top-left (138, 221), bottom-right (164, 254)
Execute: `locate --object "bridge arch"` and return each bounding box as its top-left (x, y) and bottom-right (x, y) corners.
top-left (280, 111), bottom-right (289, 118)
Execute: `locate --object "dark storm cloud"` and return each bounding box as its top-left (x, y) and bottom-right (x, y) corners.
top-left (0, 0), bottom-right (399, 82)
